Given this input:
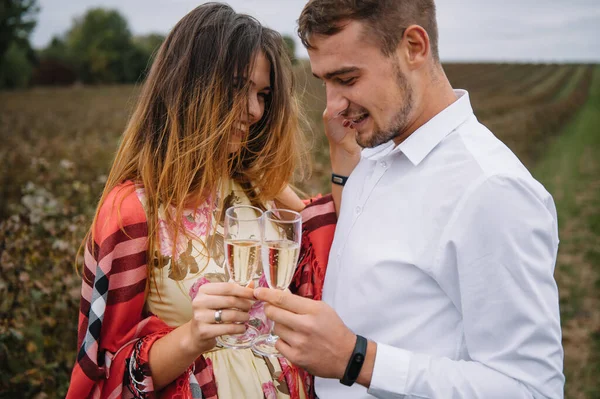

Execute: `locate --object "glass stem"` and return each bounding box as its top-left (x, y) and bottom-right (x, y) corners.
top-left (268, 320), bottom-right (278, 343)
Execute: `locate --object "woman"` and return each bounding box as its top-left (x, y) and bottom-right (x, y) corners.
top-left (66, 3), bottom-right (309, 398)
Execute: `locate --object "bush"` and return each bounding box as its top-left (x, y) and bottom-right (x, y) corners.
top-left (30, 58), bottom-right (78, 86)
top-left (0, 159), bottom-right (106, 398)
top-left (0, 42), bottom-right (34, 89)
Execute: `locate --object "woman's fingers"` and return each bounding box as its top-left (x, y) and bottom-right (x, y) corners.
top-left (190, 309), bottom-right (251, 343)
top-left (197, 308), bottom-right (250, 325)
top-left (194, 293), bottom-right (255, 312)
top-left (199, 282), bottom-right (255, 300)
top-left (196, 323), bottom-right (247, 341)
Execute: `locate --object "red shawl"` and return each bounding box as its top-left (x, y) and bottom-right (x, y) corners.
top-left (66, 182), bottom-right (336, 399)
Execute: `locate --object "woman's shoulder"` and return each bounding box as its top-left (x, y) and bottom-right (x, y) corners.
top-left (96, 180), bottom-right (147, 240)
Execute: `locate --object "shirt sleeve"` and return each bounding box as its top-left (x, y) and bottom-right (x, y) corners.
top-left (367, 174), bottom-right (564, 399)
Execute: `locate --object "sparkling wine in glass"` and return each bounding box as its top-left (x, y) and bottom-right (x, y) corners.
top-left (252, 209), bottom-right (301, 357)
top-left (216, 205), bottom-right (262, 349)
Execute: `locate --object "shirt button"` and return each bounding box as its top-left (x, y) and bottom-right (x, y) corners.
top-left (381, 161), bottom-right (387, 168)
top-left (355, 206), bottom-right (362, 214)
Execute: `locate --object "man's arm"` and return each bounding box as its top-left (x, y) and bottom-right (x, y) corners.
top-left (366, 174), bottom-right (564, 398)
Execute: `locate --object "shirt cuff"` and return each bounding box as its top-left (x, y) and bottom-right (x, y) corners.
top-left (367, 343), bottom-right (412, 398)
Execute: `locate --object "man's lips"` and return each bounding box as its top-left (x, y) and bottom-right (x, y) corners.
top-left (343, 113), bottom-right (369, 128)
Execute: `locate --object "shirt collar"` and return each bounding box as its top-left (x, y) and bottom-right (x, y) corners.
top-left (363, 89), bottom-right (473, 165)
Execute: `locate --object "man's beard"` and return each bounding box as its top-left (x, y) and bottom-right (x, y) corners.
top-left (357, 68), bottom-right (413, 148)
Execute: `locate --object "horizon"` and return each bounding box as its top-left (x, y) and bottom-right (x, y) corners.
top-left (32, 0), bottom-right (600, 63)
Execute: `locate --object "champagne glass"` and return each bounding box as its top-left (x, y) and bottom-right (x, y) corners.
top-left (216, 205), bottom-right (262, 349)
top-left (252, 209), bottom-right (302, 357)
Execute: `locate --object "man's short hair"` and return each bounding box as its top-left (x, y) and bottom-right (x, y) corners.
top-left (298, 0), bottom-right (440, 62)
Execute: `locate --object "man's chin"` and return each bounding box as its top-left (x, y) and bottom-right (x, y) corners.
top-left (354, 129), bottom-right (371, 148)
top-left (356, 129), bottom-right (398, 149)
top-left (356, 130), bottom-right (382, 149)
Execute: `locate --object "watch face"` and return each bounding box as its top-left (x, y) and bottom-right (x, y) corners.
top-left (349, 355), bottom-right (363, 379)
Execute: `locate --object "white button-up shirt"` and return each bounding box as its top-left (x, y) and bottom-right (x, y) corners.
top-left (315, 90), bottom-right (564, 399)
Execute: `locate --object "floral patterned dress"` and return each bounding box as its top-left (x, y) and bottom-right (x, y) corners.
top-left (136, 179), bottom-right (306, 399)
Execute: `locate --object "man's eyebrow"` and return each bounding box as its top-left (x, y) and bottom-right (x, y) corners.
top-left (313, 67), bottom-right (360, 80)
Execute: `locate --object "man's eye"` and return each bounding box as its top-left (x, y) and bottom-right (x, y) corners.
top-left (338, 77), bottom-right (356, 85)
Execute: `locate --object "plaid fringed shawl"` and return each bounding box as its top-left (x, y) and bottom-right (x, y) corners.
top-left (290, 195), bottom-right (337, 301)
top-left (67, 182), bottom-right (336, 399)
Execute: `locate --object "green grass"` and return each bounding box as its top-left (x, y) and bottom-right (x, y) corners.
top-left (555, 66), bottom-right (588, 100)
top-left (534, 66), bottom-right (600, 399)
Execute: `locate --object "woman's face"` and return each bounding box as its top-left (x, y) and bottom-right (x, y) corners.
top-left (229, 51), bottom-right (272, 154)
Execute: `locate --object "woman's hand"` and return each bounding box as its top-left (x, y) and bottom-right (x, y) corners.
top-left (323, 108), bottom-right (362, 166)
top-left (149, 282), bottom-right (255, 391)
top-left (275, 185), bottom-right (306, 212)
top-left (187, 282), bottom-right (256, 354)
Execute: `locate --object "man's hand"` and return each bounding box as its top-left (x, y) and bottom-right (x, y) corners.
top-left (254, 287), bottom-right (356, 379)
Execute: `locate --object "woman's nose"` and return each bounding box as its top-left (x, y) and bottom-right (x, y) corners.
top-left (248, 93), bottom-right (262, 124)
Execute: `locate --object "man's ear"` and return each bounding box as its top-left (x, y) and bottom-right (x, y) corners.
top-left (399, 24), bottom-right (430, 70)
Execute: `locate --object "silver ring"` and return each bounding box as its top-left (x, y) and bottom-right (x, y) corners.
top-left (214, 309), bottom-right (223, 324)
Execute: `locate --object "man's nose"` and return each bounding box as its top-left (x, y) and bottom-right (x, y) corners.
top-left (325, 85), bottom-right (349, 119)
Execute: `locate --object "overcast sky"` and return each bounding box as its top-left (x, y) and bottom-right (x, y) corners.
top-left (32, 0), bottom-right (600, 62)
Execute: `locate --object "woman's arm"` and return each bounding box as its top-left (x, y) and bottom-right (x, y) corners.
top-left (67, 184), bottom-right (257, 397)
top-left (322, 109), bottom-right (361, 217)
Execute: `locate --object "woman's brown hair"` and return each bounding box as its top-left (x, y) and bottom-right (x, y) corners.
top-left (78, 3), bottom-right (304, 286)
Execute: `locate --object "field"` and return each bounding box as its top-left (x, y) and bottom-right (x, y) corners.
top-left (1, 62), bottom-right (599, 398)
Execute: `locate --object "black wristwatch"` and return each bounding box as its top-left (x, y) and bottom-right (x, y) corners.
top-left (331, 173), bottom-right (349, 186)
top-left (340, 334), bottom-right (368, 386)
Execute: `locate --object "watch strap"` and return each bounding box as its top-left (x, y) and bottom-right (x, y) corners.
top-left (340, 335), bottom-right (368, 386)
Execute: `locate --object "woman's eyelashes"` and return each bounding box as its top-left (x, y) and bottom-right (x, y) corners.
top-left (258, 91), bottom-right (271, 100)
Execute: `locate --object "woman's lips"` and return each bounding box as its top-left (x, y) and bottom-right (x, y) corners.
top-left (233, 128), bottom-right (246, 137)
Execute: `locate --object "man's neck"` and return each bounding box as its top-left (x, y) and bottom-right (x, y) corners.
top-left (393, 76), bottom-right (457, 146)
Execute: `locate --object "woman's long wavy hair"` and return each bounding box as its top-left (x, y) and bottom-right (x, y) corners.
top-left (79, 3), bottom-right (304, 286)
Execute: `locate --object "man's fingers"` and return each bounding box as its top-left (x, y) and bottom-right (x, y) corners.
top-left (274, 333), bottom-right (295, 360)
top-left (264, 303), bottom-right (306, 330)
top-left (272, 320), bottom-right (301, 344)
top-left (254, 288), bottom-right (317, 314)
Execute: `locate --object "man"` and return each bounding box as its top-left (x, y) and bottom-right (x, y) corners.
top-left (254, 0), bottom-right (565, 398)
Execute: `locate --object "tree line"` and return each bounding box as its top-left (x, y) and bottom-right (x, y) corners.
top-left (0, 0), bottom-right (296, 89)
